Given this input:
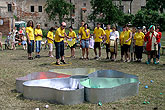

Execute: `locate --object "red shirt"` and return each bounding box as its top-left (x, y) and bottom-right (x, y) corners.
top-left (157, 32), bottom-right (162, 43)
top-left (144, 31), bottom-right (159, 51)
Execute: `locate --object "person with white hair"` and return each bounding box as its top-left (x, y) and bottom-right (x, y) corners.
top-left (54, 22), bottom-right (70, 65)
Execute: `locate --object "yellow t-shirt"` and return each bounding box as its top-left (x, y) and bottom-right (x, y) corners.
top-left (55, 27), bottom-right (65, 42)
top-left (78, 26), bottom-right (84, 35)
top-left (81, 29), bottom-right (90, 40)
top-left (134, 32), bottom-right (145, 46)
top-left (119, 31), bottom-right (125, 46)
top-left (93, 27), bottom-right (106, 42)
top-left (69, 31), bottom-right (77, 42)
top-left (47, 31), bottom-right (54, 44)
top-left (105, 29), bottom-right (112, 44)
top-left (123, 30), bottom-right (131, 45)
top-left (26, 27), bottom-right (34, 40)
top-left (35, 29), bottom-right (43, 41)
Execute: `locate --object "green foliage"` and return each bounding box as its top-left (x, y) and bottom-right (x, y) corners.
top-left (42, 30), bottom-right (49, 38)
top-left (45, 0), bottom-right (74, 24)
top-left (132, 9), bottom-right (159, 28)
top-left (89, 0), bottom-right (124, 25)
top-left (146, 0), bottom-right (165, 13)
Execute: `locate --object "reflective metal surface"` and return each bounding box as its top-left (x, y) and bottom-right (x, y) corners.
top-left (80, 70), bottom-right (139, 103)
top-left (16, 69), bottom-right (139, 105)
top-left (49, 68), bottom-right (97, 75)
top-left (16, 72), bottom-right (70, 93)
top-left (23, 77), bottom-right (86, 105)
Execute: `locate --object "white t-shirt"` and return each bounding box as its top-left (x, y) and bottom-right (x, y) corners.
top-left (109, 31), bottom-right (119, 40)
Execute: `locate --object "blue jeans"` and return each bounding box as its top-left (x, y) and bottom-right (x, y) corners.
top-left (81, 40), bottom-right (89, 48)
top-left (36, 40), bottom-right (41, 53)
top-left (55, 41), bottom-right (64, 59)
top-left (157, 43), bottom-right (161, 59)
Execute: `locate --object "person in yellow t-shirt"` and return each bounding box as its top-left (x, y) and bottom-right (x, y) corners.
top-left (34, 24), bottom-right (43, 58)
top-left (26, 20), bottom-right (34, 60)
top-left (134, 27), bottom-right (145, 62)
top-left (123, 25), bottom-right (132, 62)
top-left (93, 23), bottom-right (106, 59)
top-left (81, 23), bottom-right (90, 60)
top-left (78, 20), bottom-right (85, 58)
top-left (68, 26), bottom-right (77, 58)
top-left (119, 26), bottom-right (126, 61)
top-left (105, 25), bottom-right (112, 59)
top-left (54, 22), bottom-right (70, 65)
top-left (47, 27), bottom-right (55, 58)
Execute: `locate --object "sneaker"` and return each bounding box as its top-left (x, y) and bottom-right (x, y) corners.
top-left (94, 56), bottom-right (99, 59)
top-left (96, 57), bottom-right (101, 60)
top-left (56, 62), bottom-right (60, 65)
top-left (127, 60), bottom-right (131, 62)
top-left (49, 55), bottom-right (54, 58)
top-left (106, 57), bottom-right (109, 59)
top-left (38, 55), bottom-right (41, 58)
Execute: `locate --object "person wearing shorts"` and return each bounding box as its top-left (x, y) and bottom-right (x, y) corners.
top-left (93, 23), bottom-right (106, 59)
top-left (109, 26), bottom-right (119, 61)
top-left (35, 24), bottom-right (43, 58)
top-left (119, 26), bottom-right (126, 61)
top-left (81, 23), bottom-right (90, 60)
top-left (54, 22), bottom-right (69, 65)
top-left (123, 25), bottom-right (132, 62)
top-left (105, 25), bottom-right (112, 59)
top-left (26, 20), bottom-right (35, 60)
top-left (47, 27), bottom-right (55, 57)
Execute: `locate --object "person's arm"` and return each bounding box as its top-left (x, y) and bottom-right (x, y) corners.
top-left (126, 32), bottom-right (132, 43)
top-left (85, 30), bottom-right (90, 40)
top-left (26, 28), bottom-right (31, 44)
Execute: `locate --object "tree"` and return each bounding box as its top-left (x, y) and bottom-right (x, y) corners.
top-left (45, 0), bottom-right (74, 24)
top-left (89, 0), bottom-right (124, 25)
top-left (146, 0), bottom-right (165, 13)
top-left (132, 9), bottom-right (160, 28)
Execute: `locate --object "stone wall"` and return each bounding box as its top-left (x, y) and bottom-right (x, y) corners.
top-left (0, 17), bottom-right (11, 36)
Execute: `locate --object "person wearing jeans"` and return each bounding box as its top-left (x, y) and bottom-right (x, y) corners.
top-left (35, 24), bottom-right (43, 58)
top-left (54, 22), bottom-right (70, 65)
top-left (156, 26), bottom-right (162, 64)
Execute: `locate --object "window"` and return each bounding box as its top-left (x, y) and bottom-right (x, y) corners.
top-left (45, 23), bottom-right (48, 27)
top-left (38, 6), bottom-right (42, 12)
top-left (8, 4), bottom-right (12, 12)
top-left (31, 6), bottom-right (34, 12)
top-left (83, 3), bottom-right (86, 7)
top-left (119, 6), bottom-right (124, 12)
top-left (141, 6), bottom-right (145, 10)
top-left (72, 5), bottom-right (75, 14)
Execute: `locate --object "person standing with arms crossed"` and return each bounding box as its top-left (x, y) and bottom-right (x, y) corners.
top-left (26, 20), bottom-right (35, 60)
top-left (93, 23), bottom-right (106, 60)
top-left (54, 22), bottom-right (70, 65)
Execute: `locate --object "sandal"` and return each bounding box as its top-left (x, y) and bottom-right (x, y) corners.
top-left (56, 62), bottom-right (60, 65)
top-left (61, 60), bottom-right (66, 64)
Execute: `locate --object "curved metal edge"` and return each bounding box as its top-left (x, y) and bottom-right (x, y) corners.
top-left (23, 78), bottom-right (85, 105)
top-left (84, 82), bottom-right (139, 104)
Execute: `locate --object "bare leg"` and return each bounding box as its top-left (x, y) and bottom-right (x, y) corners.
top-left (86, 48), bottom-right (89, 59)
top-left (82, 48), bottom-right (85, 58)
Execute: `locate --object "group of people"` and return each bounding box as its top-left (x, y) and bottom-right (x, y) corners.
top-left (0, 20), bottom-right (162, 65)
top-left (2, 26), bottom-right (27, 50)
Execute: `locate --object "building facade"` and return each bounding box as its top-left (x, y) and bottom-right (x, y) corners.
top-left (0, 0), bottom-right (146, 36)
